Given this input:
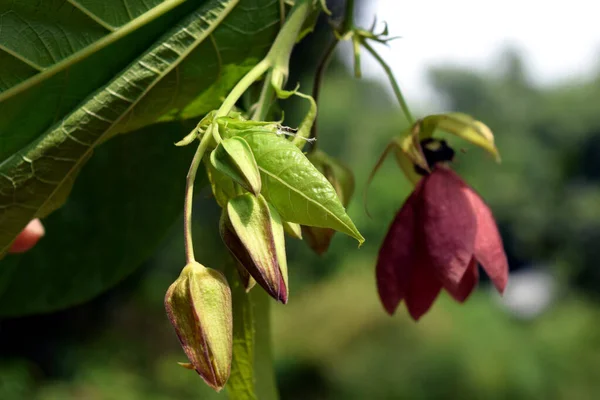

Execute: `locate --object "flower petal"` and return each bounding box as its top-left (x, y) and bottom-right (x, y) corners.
top-left (405, 262), bottom-right (443, 321)
top-left (8, 219), bottom-right (45, 254)
top-left (421, 167), bottom-right (477, 290)
top-left (462, 187), bottom-right (509, 293)
top-left (447, 258), bottom-right (479, 303)
top-left (376, 184), bottom-right (423, 315)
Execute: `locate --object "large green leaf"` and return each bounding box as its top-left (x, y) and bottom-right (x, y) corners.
top-left (231, 130), bottom-right (364, 244)
top-left (0, 0), bottom-right (280, 255)
top-left (0, 121), bottom-right (203, 316)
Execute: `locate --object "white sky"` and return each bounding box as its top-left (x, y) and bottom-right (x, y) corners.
top-left (355, 0), bottom-right (600, 108)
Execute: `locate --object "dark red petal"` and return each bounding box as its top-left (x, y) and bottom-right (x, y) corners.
top-left (447, 258), bottom-right (479, 303)
top-left (405, 262), bottom-right (443, 321)
top-left (421, 167), bottom-right (477, 290)
top-left (462, 187), bottom-right (509, 294)
top-left (376, 184), bottom-right (423, 315)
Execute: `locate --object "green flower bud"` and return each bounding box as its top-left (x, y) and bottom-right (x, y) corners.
top-left (164, 262), bottom-right (232, 391)
top-left (220, 193), bottom-right (289, 303)
top-left (303, 150), bottom-right (355, 255)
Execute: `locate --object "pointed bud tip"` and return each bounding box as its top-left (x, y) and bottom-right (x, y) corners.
top-left (177, 362), bottom-right (195, 370)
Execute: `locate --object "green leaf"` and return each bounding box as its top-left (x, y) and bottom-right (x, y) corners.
top-left (303, 149), bottom-right (355, 254)
top-left (0, 121), bottom-right (202, 316)
top-left (211, 137), bottom-right (262, 195)
top-left (307, 150), bottom-right (355, 207)
top-left (0, 0), bottom-right (280, 256)
top-left (229, 130), bottom-right (364, 244)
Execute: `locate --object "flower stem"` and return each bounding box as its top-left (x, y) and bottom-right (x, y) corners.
top-left (341, 0), bottom-right (355, 33)
top-left (182, 0), bottom-right (314, 268)
top-left (183, 130), bottom-right (212, 264)
top-left (361, 40), bottom-right (414, 125)
top-left (216, 60), bottom-right (271, 120)
top-left (252, 70), bottom-right (275, 121)
top-left (309, 0), bottom-right (356, 144)
top-left (266, 0), bottom-right (313, 82)
top-left (309, 38), bottom-right (338, 144)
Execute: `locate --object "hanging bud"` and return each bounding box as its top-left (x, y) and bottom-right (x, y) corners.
top-left (164, 262), bottom-right (232, 391)
top-left (302, 150), bottom-right (355, 255)
top-left (220, 193), bottom-right (289, 303)
top-left (210, 136), bottom-right (262, 195)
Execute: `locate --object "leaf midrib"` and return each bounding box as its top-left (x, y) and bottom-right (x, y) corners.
top-left (0, 0), bottom-right (241, 256)
top-left (258, 165), bottom-right (353, 233)
top-left (0, 0), bottom-right (188, 102)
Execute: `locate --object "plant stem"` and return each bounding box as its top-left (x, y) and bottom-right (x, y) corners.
top-left (252, 70), bottom-right (275, 121)
top-left (309, 38), bottom-right (338, 144)
top-left (266, 0), bottom-right (313, 79)
top-left (309, 0), bottom-right (356, 143)
top-left (341, 0), bottom-right (355, 33)
top-left (225, 261), bottom-right (257, 400)
top-left (183, 129), bottom-right (212, 264)
top-left (183, 59), bottom-right (268, 263)
top-left (361, 40), bottom-right (414, 124)
top-left (216, 60), bottom-right (271, 120)
top-left (252, 290), bottom-right (279, 400)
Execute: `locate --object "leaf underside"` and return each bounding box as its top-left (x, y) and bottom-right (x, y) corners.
top-left (0, 0), bottom-right (280, 256)
top-left (0, 120), bottom-right (202, 316)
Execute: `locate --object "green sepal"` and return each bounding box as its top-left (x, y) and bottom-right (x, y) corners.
top-left (210, 136), bottom-right (262, 195)
top-left (205, 158), bottom-right (237, 208)
top-left (283, 221), bottom-right (303, 240)
top-left (420, 113), bottom-right (500, 161)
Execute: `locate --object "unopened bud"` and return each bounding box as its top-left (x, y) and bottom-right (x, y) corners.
top-left (221, 193), bottom-right (289, 303)
top-left (164, 262), bottom-right (232, 391)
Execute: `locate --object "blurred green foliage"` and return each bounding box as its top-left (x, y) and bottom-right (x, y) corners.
top-left (3, 48), bottom-right (600, 399)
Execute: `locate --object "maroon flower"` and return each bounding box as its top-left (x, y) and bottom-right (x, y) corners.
top-left (376, 165), bottom-right (508, 321)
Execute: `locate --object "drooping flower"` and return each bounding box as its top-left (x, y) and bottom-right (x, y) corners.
top-left (376, 139), bottom-right (508, 321)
